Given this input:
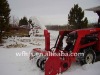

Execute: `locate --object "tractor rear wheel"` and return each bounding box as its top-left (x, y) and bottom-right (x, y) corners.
top-left (80, 48), bottom-right (96, 65)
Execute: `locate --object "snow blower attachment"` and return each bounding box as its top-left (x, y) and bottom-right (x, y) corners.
top-left (29, 30), bottom-right (50, 60)
top-left (30, 6), bottom-right (100, 75)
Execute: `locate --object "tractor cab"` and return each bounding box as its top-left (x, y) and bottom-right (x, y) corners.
top-left (53, 30), bottom-right (77, 52)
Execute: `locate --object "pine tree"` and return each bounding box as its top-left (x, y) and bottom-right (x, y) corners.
top-left (0, 0), bottom-right (10, 42)
top-left (68, 4), bottom-right (88, 29)
top-left (29, 19), bottom-right (32, 24)
top-left (28, 19), bottom-right (34, 27)
top-left (19, 16), bottom-right (28, 26)
top-left (19, 18), bottom-right (23, 26)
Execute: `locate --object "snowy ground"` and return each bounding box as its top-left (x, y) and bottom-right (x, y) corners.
top-left (0, 30), bottom-right (100, 75)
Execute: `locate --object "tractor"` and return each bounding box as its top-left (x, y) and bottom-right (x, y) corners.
top-left (30, 6), bottom-right (100, 75)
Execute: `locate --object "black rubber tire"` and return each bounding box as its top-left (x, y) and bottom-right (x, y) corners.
top-left (40, 60), bottom-right (46, 71)
top-left (36, 56), bottom-right (44, 68)
top-left (36, 58), bottom-right (40, 67)
top-left (80, 48), bottom-right (96, 65)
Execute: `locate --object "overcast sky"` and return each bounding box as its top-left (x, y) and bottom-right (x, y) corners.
top-left (7, 0), bottom-right (100, 25)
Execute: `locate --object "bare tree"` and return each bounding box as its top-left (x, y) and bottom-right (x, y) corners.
top-left (10, 15), bottom-right (19, 27)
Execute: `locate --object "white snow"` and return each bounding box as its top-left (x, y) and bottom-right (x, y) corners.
top-left (29, 16), bottom-right (46, 30)
top-left (0, 30), bottom-right (100, 75)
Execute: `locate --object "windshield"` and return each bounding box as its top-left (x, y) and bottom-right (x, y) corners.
top-left (54, 31), bottom-right (77, 51)
top-left (64, 32), bottom-right (77, 51)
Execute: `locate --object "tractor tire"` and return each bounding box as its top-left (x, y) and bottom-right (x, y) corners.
top-left (40, 59), bottom-right (46, 71)
top-left (80, 48), bottom-right (96, 65)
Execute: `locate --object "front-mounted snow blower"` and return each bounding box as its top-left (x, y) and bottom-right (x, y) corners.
top-left (30, 6), bottom-right (100, 75)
